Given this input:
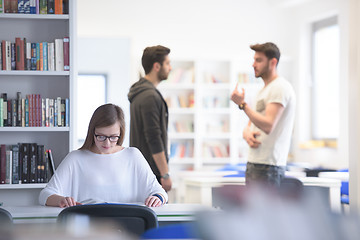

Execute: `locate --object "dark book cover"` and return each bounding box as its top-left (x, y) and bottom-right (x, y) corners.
top-left (0, 144), bottom-right (6, 184)
top-left (7, 99), bottom-right (12, 127)
top-left (47, 0), bottom-right (54, 14)
top-left (29, 143), bottom-right (37, 183)
top-left (11, 144), bottom-right (20, 184)
top-left (15, 37), bottom-right (25, 70)
top-left (62, 0), bottom-right (68, 14)
top-left (12, 99), bottom-right (17, 127)
top-left (31, 42), bottom-right (37, 70)
top-left (37, 145), bottom-right (45, 183)
top-left (1, 40), bottom-right (5, 70)
top-left (11, 42), bottom-right (16, 70)
top-left (47, 149), bottom-right (55, 178)
top-left (17, 92), bottom-right (22, 126)
top-left (20, 143), bottom-right (30, 183)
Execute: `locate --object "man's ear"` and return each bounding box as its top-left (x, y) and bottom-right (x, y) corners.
top-left (270, 58), bottom-right (278, 68)
top-left (153, 62), bottom-right (161, 72)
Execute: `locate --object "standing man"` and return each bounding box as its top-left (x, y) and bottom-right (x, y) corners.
top-left (231, 42), bottom-right (296, 187)
top-left (128, 45), bottom-right (172, 192)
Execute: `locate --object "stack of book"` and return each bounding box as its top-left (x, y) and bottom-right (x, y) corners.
top-left (0, 143), bottom-right (55, 184)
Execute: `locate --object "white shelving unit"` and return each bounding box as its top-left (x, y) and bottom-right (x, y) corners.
top-left (0, 2), bottom-right (77, 206)
top-left (158, 59), bottom-right (263, 175)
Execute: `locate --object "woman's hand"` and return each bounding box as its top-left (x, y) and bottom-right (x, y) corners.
top-left (145, 195), bottom-right (163, 207)
top-left (46, 194), bottom-right (82, 208)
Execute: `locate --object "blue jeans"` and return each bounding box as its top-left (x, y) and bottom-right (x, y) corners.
top-left (245, 162), bottom-right (285, 187)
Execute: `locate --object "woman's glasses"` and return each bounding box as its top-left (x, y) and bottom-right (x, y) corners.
top-left (94, 134), bottom-right (120, 142)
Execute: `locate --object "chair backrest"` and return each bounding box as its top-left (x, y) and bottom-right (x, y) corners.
top-left (279, 177), bottom-right (304, 200)
top-left (57, 204), bottom-right (158, 236)
top-left (0, 208), bottom-right (13, 226)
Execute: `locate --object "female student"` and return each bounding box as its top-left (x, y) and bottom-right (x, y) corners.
top-left (39, 103), bottom-right (167, 207)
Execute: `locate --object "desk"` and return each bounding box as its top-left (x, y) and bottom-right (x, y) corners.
top-left (184, 176), bottom-right (341, 213)
top-left (2, 203), bottom-right (210, 225)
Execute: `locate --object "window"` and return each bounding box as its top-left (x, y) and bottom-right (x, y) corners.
top-left (76, 74), bottom-right (107, 148)
top-left (311, 16), bottom-right (339, 141)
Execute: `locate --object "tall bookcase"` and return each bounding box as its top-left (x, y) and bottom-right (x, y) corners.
top-left (158, 59), bottom-right (263, 173)
top-left (0, 1), bottom-right (77, 206)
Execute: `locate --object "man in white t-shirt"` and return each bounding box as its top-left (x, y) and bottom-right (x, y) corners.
top-left (231, 42), bottom-right (296, 187)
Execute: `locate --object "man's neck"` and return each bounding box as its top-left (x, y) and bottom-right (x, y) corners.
top-left (263, 71), bottom-right (278, 86)
top-left (144, 74), bottom-right (160, 87)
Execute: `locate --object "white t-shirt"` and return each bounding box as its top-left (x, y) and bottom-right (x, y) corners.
top-left (248, 77), bottom-right (296, 167)
top-left (39, 147), bottom-right (168, 205)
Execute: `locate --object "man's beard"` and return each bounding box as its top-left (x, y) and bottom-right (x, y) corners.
top-left (158, 69), bottom-right (169, 81)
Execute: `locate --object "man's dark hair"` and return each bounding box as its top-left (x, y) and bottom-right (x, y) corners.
top-left (142, 45), bottom-right (171, 74)
top-left (250, 42), bottom-right (280, 65)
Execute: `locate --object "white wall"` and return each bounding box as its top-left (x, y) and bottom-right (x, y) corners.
top-left (77, 0), bottom-right (350, 168)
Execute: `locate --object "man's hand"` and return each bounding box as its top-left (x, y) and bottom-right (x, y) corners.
top-left (243, 127), bottom-right (261, 148)
top-left (231, 83), bottom-right (245, 106)
top-left (160, 177), bottom-right (172, 192)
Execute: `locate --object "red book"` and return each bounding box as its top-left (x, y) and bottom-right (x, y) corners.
top-left (15, 38), bottom-right (25, 70)
top-left (0, 144), bottom-right (6, 184)
top-left (63, 37), bottom-right (69, 71)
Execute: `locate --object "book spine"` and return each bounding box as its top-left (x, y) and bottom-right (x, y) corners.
top-left (37, 145), bottom-right (44, 183)
top-left (17, 92), bottom-right (22, 126)
top-left (39, 42), bottom-right (43, 71)
top-left (15, 37), bottom-right (25, 70)
top-left (54, 0), bottom-right (61, 14)
top-left (6, 41), bottom-right (11, 70)
top-left (1, 40), bottom-right (5, 70)
top-left (0, 98), bottom-right (3, 127)
top-left (20, 143), bottom-right (29, 183)
top-left (63, 37), bottom-right (69, 71)
top-left (29, 143), bottom-right (37, 183)
top-left (12, 99), bottom-right (17, 127)
top-left (11, 42), bottom-right (16, 70)
top-left (25, 97), bottom-right (29, 126)
top-left (0, 0), bottom-right (3, 13)
top-left (42, 42), bottom-right (48, 71)
top-left (21, 98), bottom-right (25, 127)
top-left (10, 0), bottom-right (17, 13)
top-left (62, 0), bottom-right (67, 14)
top-left (39, 0), bottom-right (46, 14)
top-left (2, 93), bottom-right (7, 126)
top-left (29, 0), bottom-right (35, 14)
top-left (7, 99), bottom-right (12, 126)
top-left (4, 0), bottom-right (10, 13)
top-left (12, 144), bottom-right (19, 184)
top-left (65, 98), bottom-right (69, 127)
top-left (5, 148), bottom-right (12, 184)
top-left (17, 0), bottom-right (24, 14)
top-left (23, 0), bottom-right (29, 13)
top-left (57, 97), bottom-right (61, 126)
top-left (55, 38), bottom-right (64, 71)
top-left (0, 144), bottom-right (6, 184)
top-left (26, 42), bottom-right (31, 70)
top-left (36, 42), bottom-right (40, 70)
top-left (31, 43), bottom-right (37, 70)
top-left (47, 0), bottom-right (54, 14)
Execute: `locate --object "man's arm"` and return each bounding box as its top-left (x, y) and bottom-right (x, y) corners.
top-left (231, 85), bottom-right (284, 134)
top-left (152, 151), bottom-right (172, 192)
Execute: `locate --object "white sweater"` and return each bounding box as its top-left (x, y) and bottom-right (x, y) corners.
top-left (39, 147), bottom-right (168, 205)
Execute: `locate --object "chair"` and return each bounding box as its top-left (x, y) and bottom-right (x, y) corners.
top-left (0, 208), bottom-right (13, 226)
top-left (142, 222), bottom-right (199, 239)
top-left (279, 177), bottom-right (304, 200)
top-left (57, 203), bottom-right (158, 236)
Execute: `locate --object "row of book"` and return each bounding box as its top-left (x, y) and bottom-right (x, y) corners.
top-left (0, 92), bottom-right (69, 127)
top-left (169, 120), bottom-right (194, 133)
top-left (203, 95), bottom-right (230, 108)
top-left (205, 119), bottom-right (229, 133)
top-left (0, 143), bottom-right (55, 184)
top-left (167, 68), bottom-right (194, 83)
top-left (165, 93), bottom-right (194, 108)
top-left (0, 37), bottom-right (69, 71)
top-left (170, 141), bottom-right (194, 159)
top-left (0, 0), bottom-right (68, 14)
top-left (202, 141), bottom-right (230, 158)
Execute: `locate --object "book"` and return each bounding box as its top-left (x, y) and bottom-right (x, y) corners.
top-left (17, 92), bottom-right (22, 126)
top-left (0, 98), bottom-right (3, 127)
top-left (63, 37), bottom-right (69, 71)
top-left (37, 145), bottom-right (45, 183)
top-left (0, 144), bottom-right (6, 184)
top-left (47, 149), bottom-right (55, 178)
top-left (55, 38), bottom-right (64, 71)
top-left (4, 0), bottom-right (10, 13)
top-left (62, 0), bottom-right (67, 14)
top-left (29, 0), bottom-right (35, 14)
top-left (39, 0), bottom-right (46, 14)
top-left (42, 42), bottom-right (48, 71)
top-left (29, 143), bottom-right (37, 183)
top-left (15, 37), bottom-right (25, 70)
top-left (0, 41), bottom-right (2, 70)
top-left (17, 0), bottom-right (24, 13)
top-left (36, 42), bottom-right (40, 70)
top-left (26, 42), bottom-right (31, 70)
top-left (23, 0), bottom-right (30, 13)
top-left (0, 0), bottom-right (3, 13)
top-left (54, 0), bottom-right (62, 14)
top-left (11, 42), bottom-right (16, 70)
top-left (11, 99), bottom-right (17, 127)
top-left (20, 143), bottom-right (29, 183)
top-left (5, 148), bottom-right (12, 184)
top-left (2, 93), bottom-right (7, 126)
top-left (11, 144), bottom-right (20, 184)
top-left (65, 98), bottom-right (69, 127)
top-left (10, 0), bottom-right (17, 13)
top-left (47, 0), bottom-right (54, 14)
top-left (31, 42), bottom-right (37, 70)
top-left (7, 99), bottom-right (12, 126)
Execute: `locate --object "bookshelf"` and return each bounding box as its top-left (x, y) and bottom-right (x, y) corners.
top-left (0, 1), bottom-right (76, 206)
top-left (158, 60), bottom-right (262, 174)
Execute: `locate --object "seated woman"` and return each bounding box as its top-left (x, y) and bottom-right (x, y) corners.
top-left (39, 103), bottom-right (167, 208)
